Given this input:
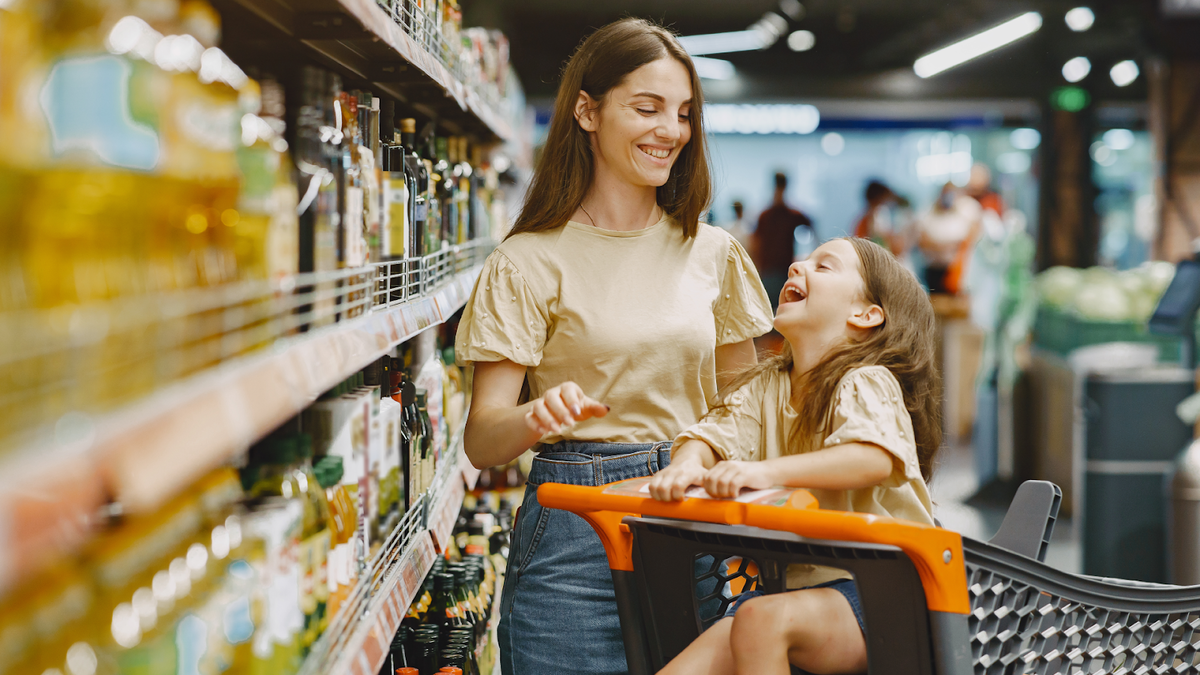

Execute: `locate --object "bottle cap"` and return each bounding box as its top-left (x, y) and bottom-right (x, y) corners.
top-left (439, 668), bottom-right (463, 675)
top-left (415, 389), bottom-right (427, 407)
top-left (396, 669), bottom-right (419, 675)
top-left (401, 118), bottom-right (416, 134)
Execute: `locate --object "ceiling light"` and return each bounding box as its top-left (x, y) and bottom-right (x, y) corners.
top-left (787, 30), bottom-right (815, 52)
top-left (677, 31), bottom-right (768, 56)
top-left (1009, 127), bottom-right (1041, 150)
top-left (1065, 7), bottom-right (1095, 32)
top-left (1062, 56), bottom-right (1091, 82)
top-left (704, 104), bottom-right (820, 135)
top-left (692, 56), bottom-right (735, 80)
top-left (821, 132), bottom-right (845, 156)
top-left (1110, 60), bottom-right (1139, 87)
top-left (913, 12), bottom-right (1042, 78)
top-left (1102, 128), bottom-right (1135, 150)
top-left (779, 0), bottom-right (805, 21)
top-left (678, 12), bottom-right (787, 56)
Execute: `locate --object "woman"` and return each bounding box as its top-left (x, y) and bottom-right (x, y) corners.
top-left (454, 18), bottom-right (773, 675)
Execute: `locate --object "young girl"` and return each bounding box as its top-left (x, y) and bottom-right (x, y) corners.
top-left (648, 237), bottom-right (941, 675)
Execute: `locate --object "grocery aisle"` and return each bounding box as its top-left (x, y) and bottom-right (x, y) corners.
top-left (0, 0), bottom-right (526, 673)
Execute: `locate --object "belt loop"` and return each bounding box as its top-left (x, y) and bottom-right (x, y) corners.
top-left (593, 453), bottom-right (603, 486)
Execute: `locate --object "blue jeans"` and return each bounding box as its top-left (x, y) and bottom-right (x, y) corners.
top-left (498, 440), bottom-right (672, 675)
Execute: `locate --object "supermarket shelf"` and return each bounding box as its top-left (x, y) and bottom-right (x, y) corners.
top-left (0, 243), bottom-right (489, 592)
top-left (301, 424), bottom-right (472, 675)
top-left (216, 0), bottom-right (514, 143)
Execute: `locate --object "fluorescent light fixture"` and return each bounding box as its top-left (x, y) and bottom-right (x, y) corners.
top-left (913, 12), bottom-right (1042, 78)
top-left (1110, 60), bottom-right (1139, 86)
top-left (1103, 128), bottom-right (1135, 150)
top-left (678, 31), bottom-right (768, 56)
top-left (704, 104), bottom-right (820, 134)
top-left (678, 12), bottom-right (787, 56)
top-left (788, 30), bottom-right (816, 52)
top-left (692, 56), bottom-right (735, 81)
top-left (1010, 127), bottom-right (1041, 150)
top-left (820, 132), bottom-right (845, 156)
top-left (1065, 7), bottom-right (1095, 31)
top-left (1062, 56), bottom-right (1091, 82)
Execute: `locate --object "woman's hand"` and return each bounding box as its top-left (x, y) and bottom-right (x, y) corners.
top-left (703, 460), bottom-right (773, 498)
top-left (524, 381), bottom-right (609, 436)
top-left (649, 455), bottom-right (708, 501)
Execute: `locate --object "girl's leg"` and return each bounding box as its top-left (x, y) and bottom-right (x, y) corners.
top-left (729, 589), bottom-right (866, 675)
top-left (657, 617), bottom-right (737, 675)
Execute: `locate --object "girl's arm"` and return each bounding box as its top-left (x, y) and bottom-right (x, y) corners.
top-left (649, 439), bottom-right (720, 501)
top-left (703, 442), bottom-right (893, 498)
top-left (464, 359), bottom-right (608, 469)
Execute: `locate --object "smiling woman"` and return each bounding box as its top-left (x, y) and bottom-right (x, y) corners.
top-left (453, 17), bottom-right (774, 675)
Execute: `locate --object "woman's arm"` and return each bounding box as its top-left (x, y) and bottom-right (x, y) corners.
top-left (703, 442), bottom-right (893, 498)
top-left (715, 339), bottom-right (757, 390)
top-left (464, 359), bottom-right (609, 469)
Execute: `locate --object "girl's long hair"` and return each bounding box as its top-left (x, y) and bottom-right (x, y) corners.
top-left (719, 238), bottom-right (943, 481)
top-left (507, 18), bottom-right (712, 240)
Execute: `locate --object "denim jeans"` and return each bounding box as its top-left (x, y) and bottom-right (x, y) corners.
top-left (498, 440), bottom-right (672, 675)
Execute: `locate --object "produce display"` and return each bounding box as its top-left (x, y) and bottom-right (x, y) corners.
top-left (1037, 262), bottom-right (1176, 322)
top-left (1034, 262), bottom-right (1182, 358)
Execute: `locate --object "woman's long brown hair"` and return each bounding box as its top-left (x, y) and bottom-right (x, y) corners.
top-left (507, 18), bottom-right (712, 240)
top-left (717, 238), bottom-right (943, 481)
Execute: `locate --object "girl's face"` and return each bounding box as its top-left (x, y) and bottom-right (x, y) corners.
top-left (576, 56), bottom-right (693, 189)
top-left (774, 239), bottom-right (882, 343)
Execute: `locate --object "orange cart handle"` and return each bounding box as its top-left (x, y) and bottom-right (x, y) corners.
top-left (538, 480), bottom-right (969, 615)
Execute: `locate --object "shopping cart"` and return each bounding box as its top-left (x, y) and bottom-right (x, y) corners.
top-left (538, 477), bottom-right (1200, 675)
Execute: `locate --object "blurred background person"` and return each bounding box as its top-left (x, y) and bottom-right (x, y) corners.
top-left (919, 182), bottom-right (981, 295)
top-left (723, 199), bottom-right (753, 250)
top-left (965, 162), bottom-right (1005, 217)
top-left (751, 171), bottom-right (814, 310)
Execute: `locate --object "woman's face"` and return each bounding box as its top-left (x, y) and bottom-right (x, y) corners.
top-left (576, 56), bottom-right (694, 189)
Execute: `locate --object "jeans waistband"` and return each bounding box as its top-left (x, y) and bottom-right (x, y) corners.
top-left (529, 440), bottom-right (672, 487)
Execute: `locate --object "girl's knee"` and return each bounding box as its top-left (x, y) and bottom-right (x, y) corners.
top-left (731, 593), bottom-right (789, 634)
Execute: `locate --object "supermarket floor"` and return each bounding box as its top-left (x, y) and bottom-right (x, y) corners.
top-left (930, 443), bottom-right (1082, 574)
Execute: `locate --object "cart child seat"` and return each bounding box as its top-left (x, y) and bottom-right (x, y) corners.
top-left (538, 477), bottom-right (1200, 675)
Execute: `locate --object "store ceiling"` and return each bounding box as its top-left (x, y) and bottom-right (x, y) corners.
top-left (466, 0), bottom-right (1173, 104)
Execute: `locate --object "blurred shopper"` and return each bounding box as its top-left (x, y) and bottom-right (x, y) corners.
top-left (918, 182), bottom-right (981, 294)
top-left (752, 172), bottom-right (814, 310)
top-left (965, 162), bottom-right (1005, 217)
top-left (725, 199), bottom-right (753, 249)
top-left (454, 18), bottom-right (773, 675)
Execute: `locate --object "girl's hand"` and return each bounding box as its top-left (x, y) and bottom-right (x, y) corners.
top-left (649, 456), bottom-right (708, 501)
top-left (703, 460), bottom-right (773, 498)
top-left (524, 381), bottom-right (609, 436)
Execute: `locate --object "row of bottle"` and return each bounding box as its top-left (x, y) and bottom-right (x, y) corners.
top-left (0, 0), bottom-right (508, 313)
top-left (385, 491), bottom-right (516, 675)
top-left (0, 2), bottom-right (506, 454)
top-left (294, 68), bottom-right (499, 276)
top-left (0, 334), bottom-right (474, 675)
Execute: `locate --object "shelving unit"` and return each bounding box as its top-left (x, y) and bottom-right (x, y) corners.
top-left (0, 241), bottom-right (492, 593)
top-left (299, 421), bottom-right (476, 675)
top-left (215, 0), bottom-right (516, 143)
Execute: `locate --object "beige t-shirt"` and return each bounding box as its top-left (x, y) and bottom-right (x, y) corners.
top-left (454, 216), bottom-right (774, 445)
top-left (673, 365), bottom-right (935, 588)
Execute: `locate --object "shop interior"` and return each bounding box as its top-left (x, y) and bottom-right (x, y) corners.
top-left (6, 0), bottom-right (1200, 673)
